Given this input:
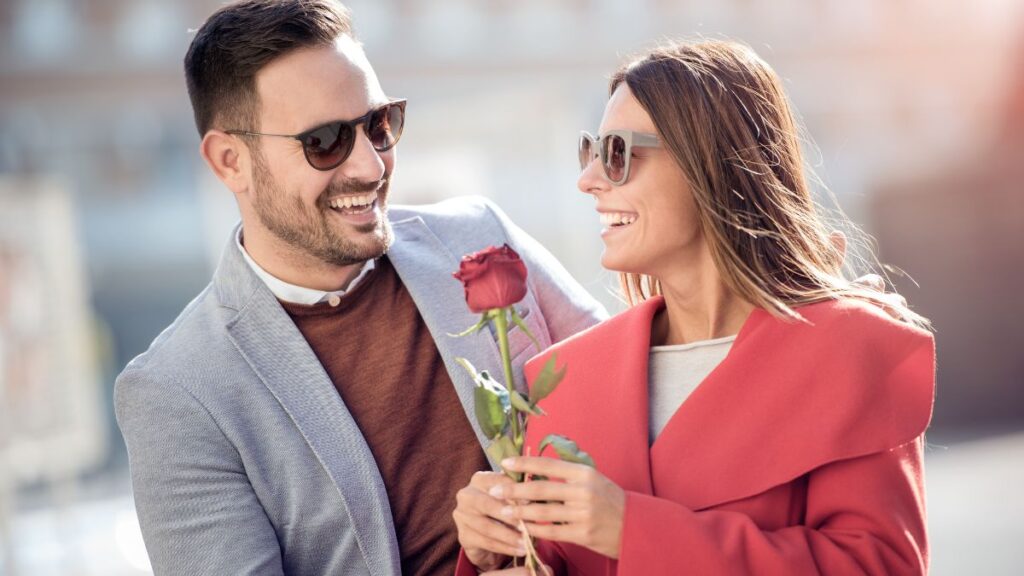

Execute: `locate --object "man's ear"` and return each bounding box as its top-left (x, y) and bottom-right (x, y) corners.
top-left (200, 130), bottom-right (251, 196)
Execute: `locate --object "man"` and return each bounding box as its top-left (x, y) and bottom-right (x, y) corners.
top-left (113, 1), bottom-right (605, 574)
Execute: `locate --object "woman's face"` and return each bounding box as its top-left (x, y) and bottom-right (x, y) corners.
top-left (579, 85), bottom-right (704, 278)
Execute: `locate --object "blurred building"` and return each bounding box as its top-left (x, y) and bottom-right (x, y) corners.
top-left (2, 0), bottom-right (1021, 445)
top-left (871, 33), bottom-right (1024, 435)
top-left (1, 0), bottom-right (1023, 573)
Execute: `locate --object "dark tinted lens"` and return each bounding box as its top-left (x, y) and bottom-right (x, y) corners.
top-left (604, 134), bottom-right (626, 183)
top-left (578, 135), bottom-right (593, 171)
top-left (367, 103), bottom-right (404, 151)
top-left (303, 123), bottom-right (355, 170)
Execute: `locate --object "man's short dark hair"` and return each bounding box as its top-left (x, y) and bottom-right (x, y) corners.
top-left (184, 0), bottom-right (353, 136)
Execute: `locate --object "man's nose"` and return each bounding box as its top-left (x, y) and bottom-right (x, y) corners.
top-left (337, 129), bottom-right (386, 183)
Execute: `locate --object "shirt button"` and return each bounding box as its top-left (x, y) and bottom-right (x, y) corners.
top-left (328, 294), bottom-right (341, 307)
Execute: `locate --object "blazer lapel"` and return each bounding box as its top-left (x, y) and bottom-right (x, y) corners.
top-left (388, 216), bottom-right (546, 466)
top-left (214, 229), bottom-right (401, 576)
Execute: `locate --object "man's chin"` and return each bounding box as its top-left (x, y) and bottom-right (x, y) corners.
top-left (322, 228), bottom-right (392, 266)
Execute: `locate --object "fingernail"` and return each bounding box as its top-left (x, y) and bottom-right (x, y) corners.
top-left (500, 506), bottom-right (513, 516)
top-left (489, 486), bottom-right (503, 498)
top-left (516, 545), bottom-right (527, 555)
top-left (501, 458), bottom-right (515, 468)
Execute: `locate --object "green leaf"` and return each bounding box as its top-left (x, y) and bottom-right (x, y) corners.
top-left (485, 435), bottom-right (523, 481)
top-left (458, 357), bottom-right (511, 439)
top-left (538, 434), bottom-right (595, 468)
top-left (528, 354), bottom-right (566, 405)
top-left (510, 308), bottom-right (542, 353)
top-left (474, 384), bottom-right (508, 439)
top-left (510, 390), bottom-right (544, 416)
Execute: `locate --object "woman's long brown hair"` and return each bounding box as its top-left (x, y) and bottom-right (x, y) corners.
top-left (613, 40), bottom-right (929, 328)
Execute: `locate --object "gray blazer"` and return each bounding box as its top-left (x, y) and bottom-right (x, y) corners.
top-left (114, 196), bottom-right (606, 576)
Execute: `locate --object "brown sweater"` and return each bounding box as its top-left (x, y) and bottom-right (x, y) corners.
top-left (280, 256), bottom-right (489, 575)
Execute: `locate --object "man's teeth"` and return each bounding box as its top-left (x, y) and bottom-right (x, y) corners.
top-left (329, 191), bottom-right (377, 209)
top-left (600, 212), bottom-right (638, 227)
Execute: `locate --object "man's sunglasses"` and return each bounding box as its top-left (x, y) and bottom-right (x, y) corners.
top-left (578, 130), bottom-right (662, 186)
top-left (227, 99), bottom-right (407, 171)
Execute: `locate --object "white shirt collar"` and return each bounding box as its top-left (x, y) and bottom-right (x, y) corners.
top-left (235, 227), bottom-right (376, 305)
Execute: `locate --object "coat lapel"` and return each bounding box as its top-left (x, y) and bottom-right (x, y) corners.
top-left (531, 295), bottom-right (934, 516)
top-left (524, 297), bottom-right (664, 496)
top-left (214, 229), bottom-right (401, 576)
top-left (387, 216), bottom-right (548, 467)
top-left (650, 300), bottom-right (934, 511)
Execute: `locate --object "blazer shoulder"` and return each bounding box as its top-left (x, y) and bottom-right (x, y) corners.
top-left (390, 195), bottom-right (502, 228)
top-left (390, 196), bottom-right (513, 252)
top-left (115, 283), bottom-right (236, 398)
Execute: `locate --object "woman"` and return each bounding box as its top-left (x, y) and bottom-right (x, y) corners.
top-left (453, 40), bottom-right (934, 575)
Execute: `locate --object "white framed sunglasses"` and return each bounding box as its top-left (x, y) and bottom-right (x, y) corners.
top-left (578, 130), bottom-right (662, 186)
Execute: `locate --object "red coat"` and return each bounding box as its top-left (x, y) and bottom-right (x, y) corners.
top-left (457, 296), bottom-right (934, 575)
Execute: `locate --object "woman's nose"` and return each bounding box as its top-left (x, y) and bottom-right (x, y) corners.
top-left (577, 154), bottom-right (610, 196)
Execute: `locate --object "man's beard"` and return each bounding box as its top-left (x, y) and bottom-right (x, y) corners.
top-left (251, 150), bottom-right (393, 267)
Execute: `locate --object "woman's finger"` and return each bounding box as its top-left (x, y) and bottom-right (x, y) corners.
top-left (470, 470), bottom-right (516, 491)
top-left (519, 520), bottom-right (586, 546)
top-left (502, 456), bottom-right (591, 481)
top-left (453, 490), bottom-right (523, 545)
top-left (491, 478), bottom-right (582, 502)
top-left (454, 508), bottom-right (526, 557)
top-left (459, 485), bottom-right (517, 524)
top-left (505, 501), bottom-right (586, 524)
top-left (481, 567), bottom-right (551, 576)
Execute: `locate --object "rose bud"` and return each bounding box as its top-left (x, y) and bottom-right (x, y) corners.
top-left (453, 244), bottom-right (529, 313)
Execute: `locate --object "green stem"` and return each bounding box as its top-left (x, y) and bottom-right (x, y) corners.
top-left (493, 307), bottom-right (521, 445)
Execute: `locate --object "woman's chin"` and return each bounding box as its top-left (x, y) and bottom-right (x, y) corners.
top-left (601, 252), bottom-right (643, 276)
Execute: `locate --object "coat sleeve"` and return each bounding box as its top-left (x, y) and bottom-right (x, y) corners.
top-left (481, 197), bottom-right (608, 344)
top-left (617, 438), bottom-right (928, 576)
top-left (114, 369), bottom-right (285, 576)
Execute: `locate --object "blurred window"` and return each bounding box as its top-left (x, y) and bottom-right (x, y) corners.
top-left (12, 0), bottom-right (77, 62)
top-left (116, 1), bottom-right (182, 62)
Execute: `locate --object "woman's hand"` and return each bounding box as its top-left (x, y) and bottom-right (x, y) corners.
top-left (491, 456), bottom-right (626, 559)
top-left (480, 567), bottom-right (552, 576)
top-left (453, 471), bottom-right (526, 570)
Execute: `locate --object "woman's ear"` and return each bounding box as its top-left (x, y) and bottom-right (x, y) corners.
top-left (829, 230), bottom-right (847, 264)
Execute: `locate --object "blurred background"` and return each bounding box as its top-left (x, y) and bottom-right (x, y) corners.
top-left (1, 0), bottom-right (1022, 574)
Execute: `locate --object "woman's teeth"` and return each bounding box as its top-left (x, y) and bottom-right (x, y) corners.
top-left (600, 212), bottom-right (638, 227)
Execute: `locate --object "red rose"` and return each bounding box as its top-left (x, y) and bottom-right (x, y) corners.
top-left (453, 244), bottom-right (529, 312)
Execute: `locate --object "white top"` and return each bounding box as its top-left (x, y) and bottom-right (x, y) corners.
top-left (235, 227), bottom-right (376, 306)
top-left (648, 335), bottom-right (736, 443)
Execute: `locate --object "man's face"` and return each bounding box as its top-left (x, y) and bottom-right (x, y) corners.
top-left (247, 35), bottom-right (394, 267)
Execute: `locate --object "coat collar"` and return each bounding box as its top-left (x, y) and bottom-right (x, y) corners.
top-left (524, 296), bottom-right (667, 496)
top-left (525, 296), bottom-right (934, 511)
